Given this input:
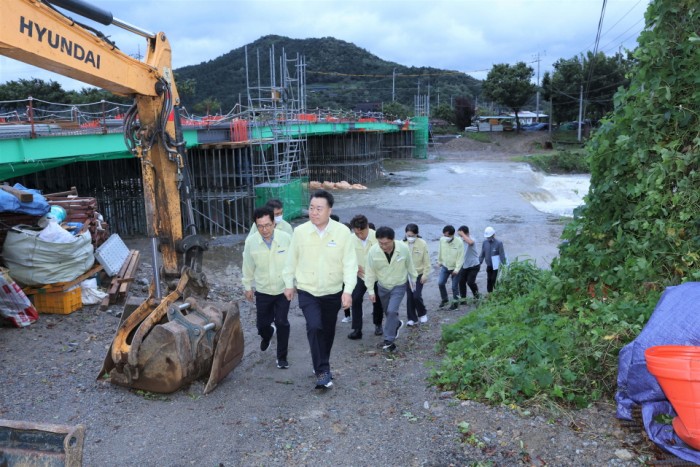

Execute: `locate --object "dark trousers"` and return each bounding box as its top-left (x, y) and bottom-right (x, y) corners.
top-left (254, 291), bottom-right (290, 360)
top-left (438, 266), bottom-right (459, 301)
top-left (459, 266), bottom-right (480, 299)
top-left (298, 290), bottom-right (341, 374)
top-left (486, 266), bottom-right (499, 293)
top-left (350, 277), bottom-right (383, 331)
top-left (406, 273), bottom-right (427, 322)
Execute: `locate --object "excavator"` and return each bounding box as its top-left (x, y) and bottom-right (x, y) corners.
top-left (0, 0), bottom-right (244, 394)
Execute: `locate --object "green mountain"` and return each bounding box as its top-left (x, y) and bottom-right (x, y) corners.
top-left (174, 35), bottom-right (481, 114)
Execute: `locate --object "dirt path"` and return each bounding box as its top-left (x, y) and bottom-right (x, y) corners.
top-left (0, 134), bottom-right (645, 466)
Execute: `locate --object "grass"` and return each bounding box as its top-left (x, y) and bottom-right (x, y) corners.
top-left (465, 132), bottom-right (492, 143)
top-left (514, 149), bottom-right (589, 174)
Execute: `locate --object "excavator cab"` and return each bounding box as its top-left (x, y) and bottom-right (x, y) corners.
top-left (1, 0), bottom-right (244, 393)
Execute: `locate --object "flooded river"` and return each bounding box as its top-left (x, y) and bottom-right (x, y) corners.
top-left (202, 157), bottom-right (589, 280)
top-left (331, 158), bottom-right (589, 269)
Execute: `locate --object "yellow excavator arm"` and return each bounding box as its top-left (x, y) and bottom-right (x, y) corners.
top-left (1, 0), bottom-right (243, 394)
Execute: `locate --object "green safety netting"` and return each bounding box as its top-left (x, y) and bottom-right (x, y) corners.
top-left (254, 178), bottom-right (308, 220)
top-left (411, 116), bottom-right (429, 159)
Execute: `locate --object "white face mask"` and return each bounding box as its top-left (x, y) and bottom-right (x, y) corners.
top-left (446, 236), bottom-right (454, 243)
top-left (407, 236), bottom-right (416, 244)
top-left (274, 215), bottom-right (283, 223)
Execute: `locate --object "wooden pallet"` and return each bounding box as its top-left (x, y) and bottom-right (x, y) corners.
top-left (22, 263), bottom-right (104, 295)
top-left (99, 249), bottom-right (140, 309)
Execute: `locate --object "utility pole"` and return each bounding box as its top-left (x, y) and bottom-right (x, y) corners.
top-left (427, 84), bottom-right (431, 117)
top-left (392, 67), bottom-right (396, 102)
top-left (533, 51), bottom-right (545, 122)
top-left (577, 55), bottom-right (584, 142)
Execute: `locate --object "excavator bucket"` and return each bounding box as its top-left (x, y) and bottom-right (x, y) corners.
top-left (98, 272), bottom-right (244, 393)
top-left (204, 303), bottom-right (245, 394)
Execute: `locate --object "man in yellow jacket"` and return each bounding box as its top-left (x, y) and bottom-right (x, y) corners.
top-left (365, 226), bottom-right (418, 352)
top-left (247, 199), bottom-right (293, 238)
top-left (347, 214), bottom-right (384, 340)
top-left (242, 206), bottom-right (292, 369)
top-left (283, 190), bottom-right (357, 389)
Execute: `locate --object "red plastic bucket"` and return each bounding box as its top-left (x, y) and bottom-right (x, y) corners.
top-left (645, 345), bottom-right (700, 450)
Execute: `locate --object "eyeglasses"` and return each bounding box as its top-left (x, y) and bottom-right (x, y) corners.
top-left (257, 223), bottom-right (274, 230)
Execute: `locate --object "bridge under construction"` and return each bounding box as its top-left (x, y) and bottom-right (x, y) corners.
top-left (0, 49), bottom-right (430, 237)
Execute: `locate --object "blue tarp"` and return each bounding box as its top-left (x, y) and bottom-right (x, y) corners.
top-left (616, 282), bottom-right (700, 463)
top-left (0, 183), bottom-right (49, 216)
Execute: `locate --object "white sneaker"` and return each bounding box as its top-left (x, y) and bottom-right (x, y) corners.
top-left (406, 320), bottom-right (417, 327)
top-left (341, 316), bottom-right (352, 323)
top-left (419, 315), bottom-right (428, 323)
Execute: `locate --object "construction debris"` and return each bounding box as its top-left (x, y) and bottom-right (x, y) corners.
top-left (100, 249), bottom-right (140, 310)
top-left (309, 180), bottom-right (367, 190)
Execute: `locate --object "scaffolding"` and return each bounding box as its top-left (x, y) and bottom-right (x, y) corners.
top-left (413, 95), bottom-right (430, 159)
top-left (306, 132), bottom-right (384, 184)
top-left (245, 45), bottom-right (308, 218)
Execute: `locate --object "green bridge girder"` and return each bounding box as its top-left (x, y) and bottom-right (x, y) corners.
top-left (0, 120), bottom-right (419, 181)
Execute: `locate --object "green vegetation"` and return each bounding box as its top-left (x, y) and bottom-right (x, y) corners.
top-left (432, 0), bottom-right (700, 408)
top-left (0, 78), bottom-right (130, 110)
top-left (543, 51), bottom-right (632, 124)
top-left (482, 63), bottom-right (537, 129)
top-left (175, 35), bottom-right (480, 112)
top-left (465, 132), bottom-right (492, 143)
top-left (520, 150), bottom-right (589, 174)
top-left (432, 259), bottom-right (655, 407)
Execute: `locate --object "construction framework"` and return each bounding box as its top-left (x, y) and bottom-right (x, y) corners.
top-left (244, 45), bottom-right (309, 217)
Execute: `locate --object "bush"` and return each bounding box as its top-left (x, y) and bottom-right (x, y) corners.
top-left (526, 150), bottom-right (589, 174)
top-left (431, 259), bottom-right (659, 407)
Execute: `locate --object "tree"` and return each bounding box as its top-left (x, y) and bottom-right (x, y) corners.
top-left (545, 52), bottom-right (632, 124)
top-left (554, 0), bottom-right (700, 293)
top-left (381, 101), bottom-right (412, 120)
top-left (481, 62), bottom-right (536, 130)
top-left (193, 97), bottom-right (221, 116)
top-left (453, 97), bottom-right (474, 130)
top-left (0, 78), bottom-right (69, 110)
top-left (66, 87), bottom-right (131, 105)
top-left (432, 103), bottom-right (455, 124)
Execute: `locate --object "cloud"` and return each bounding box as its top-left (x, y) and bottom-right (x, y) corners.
top-left (1, 0), bottom-right (649, 91)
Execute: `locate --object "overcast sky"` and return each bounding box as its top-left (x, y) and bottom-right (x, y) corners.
top-left (1, 0), bottom-right (649, 92)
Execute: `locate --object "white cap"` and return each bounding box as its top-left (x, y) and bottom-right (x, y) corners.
top-left (484, 226), bottom-right (495, 238)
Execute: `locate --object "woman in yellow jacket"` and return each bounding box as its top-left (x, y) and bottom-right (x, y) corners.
top-left (404, 223), bottom-right (430, 326)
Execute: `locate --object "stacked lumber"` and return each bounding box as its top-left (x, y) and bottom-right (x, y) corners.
top-left (45, 187), bottom-right (110, 248)
top-left (100, 249), bottom-right (140, 310)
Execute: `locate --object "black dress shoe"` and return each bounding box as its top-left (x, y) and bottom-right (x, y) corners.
top-left (374, 325), bottom-right (383, 336)
top-left (439, 300), bottom-right (449, 308)
top-left (348, 329), bottom-right (362, 340)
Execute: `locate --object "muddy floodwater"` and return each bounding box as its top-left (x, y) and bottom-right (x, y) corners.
top-left (206, 155), bottom-right (589, 292)
top-left (331, 157), bottom-right (587, 269)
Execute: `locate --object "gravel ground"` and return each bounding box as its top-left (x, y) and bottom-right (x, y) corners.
top-left (0, 134), bottom-right (655, 466)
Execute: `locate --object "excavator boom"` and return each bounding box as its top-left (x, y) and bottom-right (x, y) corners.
top-left (1, 0), bottom-right (244, 393)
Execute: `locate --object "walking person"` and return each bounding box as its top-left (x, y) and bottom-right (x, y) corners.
top-left (247, 198), bottom-right (293, 237)
top-left (457, 225), bottom-right (480, 303)
top-left (330, 214), bottom-right (353, 324)
top-left (365, 226), bottom-right (418, 352)
top-left (242, 206), bottom-right (292, 369)
top-left (347, 215), bottom-right (384, 340)
top-left (437, 225), bottom-right (464, 310)
top-left (283, 190), bottom-right (357, 389)
top-left (479, 226), bottom-right (507, 293)
top-left (404, 223), bottom-right (430, 326)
